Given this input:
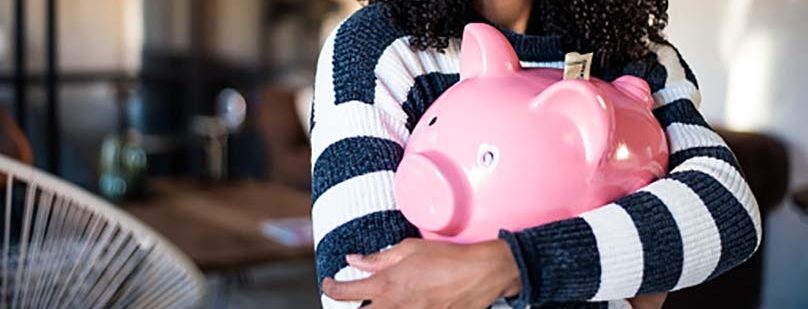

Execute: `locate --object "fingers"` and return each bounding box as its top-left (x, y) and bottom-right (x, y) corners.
top-left (346, 238), bottom-right (420, 273)
top-left (628, 292), bottom-right (668, 309)
top-left (322, 276), bottom-right (382, 301)
top-left (346, 251), bottom-right (404, 273)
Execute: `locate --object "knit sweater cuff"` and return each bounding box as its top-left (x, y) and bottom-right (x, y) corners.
top-left (499, 229), bottom-right (533, 309)
top-left (497, 217), bottom-right (603, 306)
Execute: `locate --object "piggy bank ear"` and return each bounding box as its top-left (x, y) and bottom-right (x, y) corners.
top-left (613, 75), bottom-right (653, 109)
top-left (460, 23), bottom-right (521, 80)
top-left (532, 81), bottom-right (615, 163)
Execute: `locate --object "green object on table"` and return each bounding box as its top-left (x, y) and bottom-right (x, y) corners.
top-left (100, 133), bottom-right (147, 200)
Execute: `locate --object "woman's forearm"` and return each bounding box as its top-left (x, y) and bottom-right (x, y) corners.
top-left (499, 44), bottom-right (760, 307)
top-left (500, 99), bottom-right (759, 307)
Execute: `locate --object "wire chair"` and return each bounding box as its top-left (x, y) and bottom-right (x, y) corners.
top-left (0, 154), bottom-right (204, 308)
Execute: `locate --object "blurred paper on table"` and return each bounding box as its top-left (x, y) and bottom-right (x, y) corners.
top-left (261, 217), bottom-right (313, 247)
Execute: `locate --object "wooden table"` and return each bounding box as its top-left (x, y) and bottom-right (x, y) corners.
top-left (121, 179), bottom-right (313, 273)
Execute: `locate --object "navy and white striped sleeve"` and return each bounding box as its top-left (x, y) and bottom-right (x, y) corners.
top-left (309, 5), bottom-right (462, 308)
top-left (499, 43), bottom-right (761, 308)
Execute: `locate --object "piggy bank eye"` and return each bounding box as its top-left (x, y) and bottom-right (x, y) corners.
top-left (482, 151), bottom-right (495, 165)
top-left (477, 144), bottom-right (499, 168)
top-left (428, 116), bottom-right (438, 126)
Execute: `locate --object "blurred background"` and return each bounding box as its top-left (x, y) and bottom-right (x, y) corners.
top-left (0, 0), bottom-right (805, 308)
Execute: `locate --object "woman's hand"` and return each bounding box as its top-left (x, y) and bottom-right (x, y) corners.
top-left (628, 293), bottom-right (668, 309)
top-left (322, 238), bottom-right (521, 309)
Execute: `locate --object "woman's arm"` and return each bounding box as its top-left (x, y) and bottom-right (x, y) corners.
top-left (500, 43), bottom-right (761, 308)
top-left (311, 5), bottom-right (462, 307)
top-left (311, 18), bottom-right (415, 307)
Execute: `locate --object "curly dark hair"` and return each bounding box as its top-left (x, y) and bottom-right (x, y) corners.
top-left (360, 0), bottom-right (669, 74)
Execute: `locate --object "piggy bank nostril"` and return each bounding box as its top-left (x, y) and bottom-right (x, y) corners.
top-left (428, 116), bottom-right (438, 126)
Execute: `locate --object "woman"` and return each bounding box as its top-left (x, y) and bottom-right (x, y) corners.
top-left (310, 0), bottom-right (761, 308)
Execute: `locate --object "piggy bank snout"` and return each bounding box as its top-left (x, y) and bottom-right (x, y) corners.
top-left (395, 152), bottom-right (470, 235)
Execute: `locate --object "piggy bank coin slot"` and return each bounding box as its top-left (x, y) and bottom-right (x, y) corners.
top-left (428, 116), bottom-right (438, 126)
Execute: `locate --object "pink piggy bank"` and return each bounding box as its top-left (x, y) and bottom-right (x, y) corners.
top-left (394, 23), bottom-right (669, 243)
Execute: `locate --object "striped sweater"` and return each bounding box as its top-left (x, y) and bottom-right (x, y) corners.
top-left (310, 4), bottom-right (761, 309)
